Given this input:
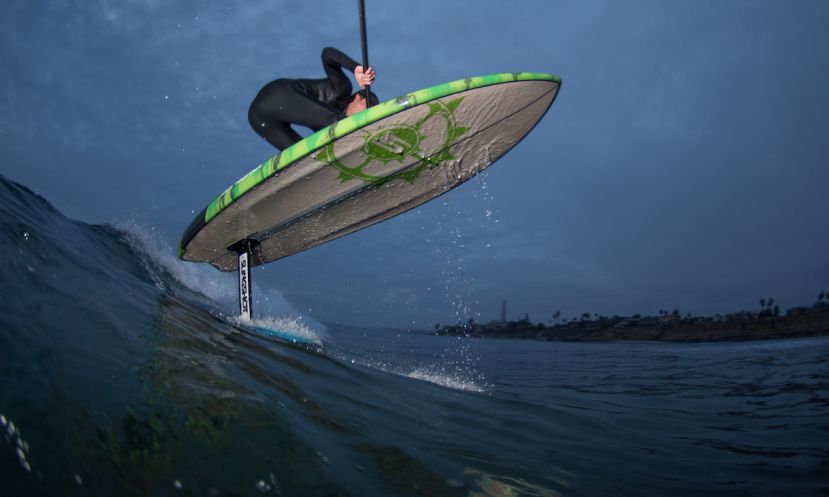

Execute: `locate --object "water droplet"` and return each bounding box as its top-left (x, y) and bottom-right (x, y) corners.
top-left (22, 231), bottom-right (30, 241)
top-left (173, 480), bottom-right (183, 490)
top-left (74, 474), bottom-right (83, 485)
top-left (256, 480), bottom-right (271, 492)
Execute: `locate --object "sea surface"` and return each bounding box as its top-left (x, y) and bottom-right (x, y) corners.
top-left (1, 174), bottom-right (828, 497)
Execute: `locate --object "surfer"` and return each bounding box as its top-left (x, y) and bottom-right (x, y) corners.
top-left (248, 47), bottom-right (378, 151)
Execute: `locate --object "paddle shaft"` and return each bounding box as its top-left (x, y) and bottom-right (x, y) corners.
top-left (358, 0), bottom-right (371, 107)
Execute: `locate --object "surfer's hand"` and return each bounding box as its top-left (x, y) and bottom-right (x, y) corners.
top-left (355, 66), bottom-right (376, 88)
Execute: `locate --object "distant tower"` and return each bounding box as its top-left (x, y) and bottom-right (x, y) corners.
top-left (501, 299), bottom-right (507, 323)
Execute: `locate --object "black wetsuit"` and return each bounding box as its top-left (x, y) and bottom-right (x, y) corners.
top-left (248, 47), bottom-right (360, 151)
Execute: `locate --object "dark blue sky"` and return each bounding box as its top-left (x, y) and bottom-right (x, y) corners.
top-left (2, 0), bottom-right (828, 327)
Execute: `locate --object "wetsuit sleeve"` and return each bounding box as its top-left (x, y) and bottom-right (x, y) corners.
top-left (320, 47), bottom-right (360, 118)
top-left (321, 46), bottom-right (360, 74)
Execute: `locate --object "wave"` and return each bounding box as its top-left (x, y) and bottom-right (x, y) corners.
top-left (1, 174), bottom-right (826, 497)
top-left (0, 173), bottom-right (522, 496)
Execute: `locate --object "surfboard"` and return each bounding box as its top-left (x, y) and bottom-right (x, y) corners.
top-left (178, 72), bottom-right (561, 272)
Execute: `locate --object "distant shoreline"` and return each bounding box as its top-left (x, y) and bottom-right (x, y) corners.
top-left (435, 303), bottom-right (829, 343)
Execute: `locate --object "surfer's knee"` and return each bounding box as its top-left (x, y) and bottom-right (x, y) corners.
top-left (248, 104), bottom-right (265, 134)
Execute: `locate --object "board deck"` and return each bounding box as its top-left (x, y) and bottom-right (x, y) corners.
top-left (179, 72), bottom-right (561, 271)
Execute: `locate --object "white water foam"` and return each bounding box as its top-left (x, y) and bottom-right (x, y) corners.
top-left (115, 220), bottom-right (325, 336)
top-left (335, 353), bottom-right (488, 393)
top-left (116, 219), bottom-right (236, 305)
top-left (404, 367), bottom-right (488, 393)
top-left (232, 314), bottom-right (324, 347)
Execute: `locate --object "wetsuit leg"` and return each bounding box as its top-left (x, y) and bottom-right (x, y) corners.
top-left (250, 117), bottom-right (303, 151)
top-left (248, 80), bottom-right (340, 151)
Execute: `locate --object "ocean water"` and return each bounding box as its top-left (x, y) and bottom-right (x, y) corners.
top-left (1, 174), bottom-right (827, 497)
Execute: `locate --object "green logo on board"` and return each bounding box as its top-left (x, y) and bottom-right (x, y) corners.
top-left (315, 97), bottom-right (469, 186)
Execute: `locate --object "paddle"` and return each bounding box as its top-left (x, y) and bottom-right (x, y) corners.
top-left (358, 0), bottom-right (372, 108)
